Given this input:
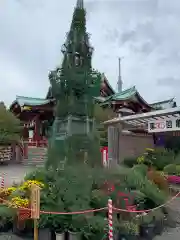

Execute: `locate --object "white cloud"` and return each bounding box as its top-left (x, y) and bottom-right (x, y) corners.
top-left (0, 0), bottom-right (180, 106)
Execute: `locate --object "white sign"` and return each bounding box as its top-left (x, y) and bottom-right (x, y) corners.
top-left (103, 150), bottom-right (108, 167)
top-left (148, 117), bottom-right (180, 133)
top-left (101, 147), bottom-right (108, 168)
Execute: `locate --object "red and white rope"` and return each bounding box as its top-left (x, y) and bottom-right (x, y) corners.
top-left (108, 199), bottom-right (113, 240)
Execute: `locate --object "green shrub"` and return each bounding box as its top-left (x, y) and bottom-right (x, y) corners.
top-left (123, 157), bottom-right (137, 168)
top-left (126, 168), bottom-right (167, 206)
top-left (147, 170), bottom-right (169, 192)
top-left (174, 153), bottom-right (180, 164)
top-left (164, 164), bottom-right (177, 175)
top-left (0, 205), bottom-right (15, 228)
top-left (175, 165), bottom-right (180, 176)
top-left (132, 164), bottom-right (148, 176)
top-left (136, 148), bottom-right (175, 170)
top-left (163, 164), bottom-right (180, 176)
top-left (150, 148), bottom-right (175, 170)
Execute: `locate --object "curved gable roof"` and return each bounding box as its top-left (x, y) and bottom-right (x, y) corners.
top-left (13, 96), bottom-right (53, 107)
top-left (101, 86), bottom-right (152, 109)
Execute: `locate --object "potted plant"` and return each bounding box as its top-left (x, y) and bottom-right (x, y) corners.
top-left (139, 214), bottom-right (155, 239)
top-left (10, 194), bottom-right (31, 237)
top-left (54, 215), bottom-right (69, 240)
top-left (39, 204), bottom-right (69, 240)
top-left (68, 215), bottom-right (83, 240)
top-left (82, 215), bottom-right (107, 240)
top-left (68, 230), bottom-right (81, 240)
top-left (38, 177), bottom-right (68, 240)
top-left (55, 230), bottom-right (65, 240)
top-left (0, 205), bottom-right (14, 232)
top-left (152, 210), bottom-right (164, 235)
top-left (39, 227), bottom-right (52, 240)
top-left (38, 215), bottom-right (54, 240)
top-left (118, 221), bottom-right (139, 240)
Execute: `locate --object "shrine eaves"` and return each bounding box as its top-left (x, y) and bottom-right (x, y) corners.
top-left (104, 106), bottom-right (180, 133)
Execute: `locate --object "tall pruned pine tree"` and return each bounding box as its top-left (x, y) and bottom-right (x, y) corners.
top-left (46, 0), bottom-right (102, 169)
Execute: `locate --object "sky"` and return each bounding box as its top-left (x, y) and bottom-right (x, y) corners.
top-left (0, 0), bottom-right (180, 107)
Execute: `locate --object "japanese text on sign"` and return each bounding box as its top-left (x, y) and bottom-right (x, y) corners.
top-left (148, 117), bottom-right (180, 133)
top-left (31, 185), bottom-right (40, 219)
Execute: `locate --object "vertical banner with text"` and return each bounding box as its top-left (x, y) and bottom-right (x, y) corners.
top-left (31, 184), bottom-right (40, 219)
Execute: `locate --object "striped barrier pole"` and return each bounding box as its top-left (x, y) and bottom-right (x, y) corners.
top-left (108, 199), bottom-right (113, 240)
top-left (1, 173), bottom-right (5, 188)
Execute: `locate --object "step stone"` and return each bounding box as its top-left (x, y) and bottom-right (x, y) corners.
top-left (23, 146), bottom-right (48, 166)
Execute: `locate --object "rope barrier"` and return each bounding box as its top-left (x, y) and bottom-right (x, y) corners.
top-left (0, 172), bottom-right (180, 216)
top-left (0, 196), bottom-right (107, 214)
top-left (40, 207), bottom-right (107, 215)
top-left (0, 188), bottom-right (180, 240)
top-left (0, 190), bottom-right (180, 215)
top-left (113, 191), bottom-right (180, 213)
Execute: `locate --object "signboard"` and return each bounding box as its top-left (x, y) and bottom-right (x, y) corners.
top-left (148, 117), bottom-right (180, 133)
top-left (31, 184), bottom-right (40, 219)
top-left (100, 147), bottom-right (108, 167)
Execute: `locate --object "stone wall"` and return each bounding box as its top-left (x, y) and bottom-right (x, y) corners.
top-left (119, 133), bottom-right (154, 163)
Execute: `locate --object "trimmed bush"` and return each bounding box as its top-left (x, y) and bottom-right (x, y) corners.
top-left (150, 148), bottom-right (175, 170)
top-left (175, 165), bottom-right (180, 175)
top-left (147, 170), bottom-right (169, 193)
top-left (132, 164), bottom-right (148, 176)
top-left (174, 153), bottom-right (180, 164)
top-left (164, 164), bottom-right (177, 175)
top-left (123, 157), bottom-right (137, 168)
top-left (136, 148), bottom-right (175, 170)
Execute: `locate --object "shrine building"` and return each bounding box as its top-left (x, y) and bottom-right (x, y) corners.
top-left (10, 74), bottom-right (176, 147)
top-left (9, 73), bottom-right (114, 145)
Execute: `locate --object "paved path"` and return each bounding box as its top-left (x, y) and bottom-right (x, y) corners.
top-left (154, 197), bottom-right (180, 240)
top-left (0, 233), bottom-right (24, 239)
top-left (0, 165), bottom-right (33, 186)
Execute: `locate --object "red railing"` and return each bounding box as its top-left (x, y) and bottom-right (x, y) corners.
top-left (27, 138), bottom-right (48, 147)
top-left (20, 139), bottom-right (48, 159)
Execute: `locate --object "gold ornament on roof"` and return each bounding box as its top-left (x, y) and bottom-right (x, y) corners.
top-left (22, 106), bottom-right (32, 111)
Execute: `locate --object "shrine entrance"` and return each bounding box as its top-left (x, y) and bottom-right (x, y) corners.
top-left (104, 107), bottom-right (180, 167)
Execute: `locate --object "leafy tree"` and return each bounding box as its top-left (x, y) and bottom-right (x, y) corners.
top-left (0, 102), bottom-right (22, 145)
